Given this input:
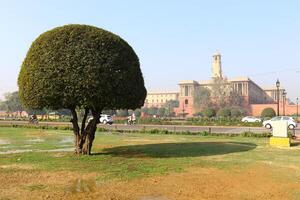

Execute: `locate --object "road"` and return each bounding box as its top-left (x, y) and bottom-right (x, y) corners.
top-left (0, 120), bottom-right (274, 134)
top-left (1, 120), bottom-right (300, 136)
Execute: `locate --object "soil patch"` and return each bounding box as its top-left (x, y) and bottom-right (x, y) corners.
top-left (0, 164), bottom-right (300, 200)
top-left (0, 139), bottom-right (10, 145)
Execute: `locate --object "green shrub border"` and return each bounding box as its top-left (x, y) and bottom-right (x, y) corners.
top-left (0, 124), bottom-right (272, 138)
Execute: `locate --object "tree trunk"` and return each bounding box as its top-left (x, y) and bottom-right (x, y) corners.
top-left (70, 108), bottom-right (81, 154)
top-left (81, 110), bottom-right (100, 155)
top-left (70, 107), bottom-right (100, 155)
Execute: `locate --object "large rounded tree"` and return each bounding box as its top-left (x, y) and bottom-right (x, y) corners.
top-left (18, 24), bottom-right (147, 154)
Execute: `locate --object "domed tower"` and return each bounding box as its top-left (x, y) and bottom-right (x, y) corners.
top-left (212, 51), bottom-right (223, 79)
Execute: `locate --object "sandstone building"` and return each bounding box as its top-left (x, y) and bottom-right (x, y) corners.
top-left (175, 52), bottom-right (290, 116)
top-left (144, 91), bottom-right (179, 108)
top-left (144, 52), bottom-right (296, 117)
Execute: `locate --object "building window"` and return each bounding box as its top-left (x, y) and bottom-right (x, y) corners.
top-left (185, 99), bottom-right (188, 105)
top-left (185, 86), bottom-right (189, 96)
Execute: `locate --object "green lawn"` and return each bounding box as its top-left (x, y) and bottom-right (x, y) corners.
top-left (1, 127), bottom-right (300, 199)
top-left (0, 127), bottom-right (299, 179)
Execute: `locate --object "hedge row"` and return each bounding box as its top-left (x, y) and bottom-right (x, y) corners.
top-left (0, 124), bottom-right (271, 138)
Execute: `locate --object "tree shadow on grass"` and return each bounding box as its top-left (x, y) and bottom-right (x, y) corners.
top-left (291, 140), bottom-right (300, 147)
top-left (95, 142), bottom-right (257, 158)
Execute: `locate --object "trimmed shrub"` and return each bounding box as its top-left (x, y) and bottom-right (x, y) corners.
top-left (261, 108), bottom-right (276, 118)
top-left (203, 108), bottom-right (216, 118)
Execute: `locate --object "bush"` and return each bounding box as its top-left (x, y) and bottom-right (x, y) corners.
top-left (261, 108), bottom-right (276, 118)
top-left (203, 108), bottom-right (216, 118)
top-left (231, 108), bottom-right (242, 117)
top-left (217, 108), bottom-right (231, 117)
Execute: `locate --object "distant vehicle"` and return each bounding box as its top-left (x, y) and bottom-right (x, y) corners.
top-left (241, 116), bottom-right (262, 123)
top-left (262, 116), bottom-right (297, 130)
top-left (88, 114), bottom-right (113, 125)
top-left (100, 114), bottom-right (113, 125)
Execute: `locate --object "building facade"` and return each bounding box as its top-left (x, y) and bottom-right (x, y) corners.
top-left (175, 52), bottom-right (288, 117)
top-left (144, 91), bottom-right (179, 108)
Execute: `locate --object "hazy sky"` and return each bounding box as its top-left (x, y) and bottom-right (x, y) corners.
top-left (1, 0), bottom-right (300, 101)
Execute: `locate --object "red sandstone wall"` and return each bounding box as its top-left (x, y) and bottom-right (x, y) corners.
top-left (175, 96), bottom-right (194, 117)
top-left (250, 103), bottom-right (298, 116)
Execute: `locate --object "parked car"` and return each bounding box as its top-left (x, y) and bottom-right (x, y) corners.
top-left (241, 116), bottom-right (262, 123)
top-left (88, 114), bottom-right (113, 125)
top-left (262, 116), bottom-right (297, 130)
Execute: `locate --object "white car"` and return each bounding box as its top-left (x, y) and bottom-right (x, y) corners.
top-left (88, 114), bottom-right (113, 125)
top-left (263, 116), bottom-right (297, 130)
top-left (100, 114), bottom-right (113, 125)
top-left (241, 116), bottom-right (262, 123)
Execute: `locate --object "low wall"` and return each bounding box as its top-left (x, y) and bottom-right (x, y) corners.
top-left (250, 103), bottom-right (298, 116)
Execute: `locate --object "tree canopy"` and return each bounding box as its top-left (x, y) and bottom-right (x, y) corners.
top-left (18, 24), bottom-right (146, 154)
top-left (0, 91), bottom-right (24, 115)
top-left (18, 24), bottom-right (146, 111)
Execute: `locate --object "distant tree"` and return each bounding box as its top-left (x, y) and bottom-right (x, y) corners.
top-left (208, 78), bottom-right (245, 109)
top-left (133, 109), bottom-right (141, 117)
top-left (141, 107), bottom-right (149, 115)
top-left (261, 108), bottom-right (276, 118)
top-left (228, 90), bottom-right (245, 107)
top-left (147, 107), bottom-right (158, 116)
top-left (203, 107), bottom-right (216, 118)
top-left (56, 109), bottom-right (71, 116)
top-left (210, 77), bottom-right (230, 108)
top-left (116, 109), bottom-right (129, 117)
top-left (163, 100), bottom-right (179, 117)
top-left (157, 107), bottom-right (166, 116)
top-left (18, 24), bottom-right (146, 155)
top-left (230, 107), bottom-right (242, 117)
top-left (0, 101), bottom-right (7, 111)
top-left (102, 110), bottom-right (116, 116)
top-left (193, 87), bottom-right (211, 112)
top-left (1, 91), bottom-right (24, 116)
top-left (217, 107), bottom-right (231, 117)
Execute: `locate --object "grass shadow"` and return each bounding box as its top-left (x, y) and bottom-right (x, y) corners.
top-left (291, 140), bottom-right (300, 147)
top-left (96, 142), bottom-right (257, 158)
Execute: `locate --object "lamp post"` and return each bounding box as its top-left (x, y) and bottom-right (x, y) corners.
top-left (282, 89), bottom-right (286, 116)
top-left (276, 79), bottom-right (280, 116)
top-left (182, 103), bottom-right (185, 119)
top-left (297, 97), bottom-right (299, 117)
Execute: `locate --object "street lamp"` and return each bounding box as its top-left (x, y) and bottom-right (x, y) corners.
top-left (276, 79), bottom-right (280, 116)
top-left (297, 97), bottom-right (299, 117)
top-left (282, 89), bottom-right (286, 116)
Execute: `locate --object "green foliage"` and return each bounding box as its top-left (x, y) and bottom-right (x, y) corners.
top-left (203, 107), bottom-right (216, 118)
top-left (157, 107), bottom-right (166, 116)
top-left (193, 87), bottom-right (211, 111)
top-left (261, 107), bottom-right (276, 118)
top-left (1, 91), bottom-right (23, 112)
top-left (102, 110), bottom-right (116, 116)
top-left (217, 108), bottom-right (231, 117)
top-left (147, 107), bottom-right (159, 116)
top-left (133, 109), bottom-right (141, 117)
top-left (230, 108), bottom-right (242, 117)
top-left (116, 109), bottom-right (128, 117)
top-left (18, 24), bottom-right (146, 111)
